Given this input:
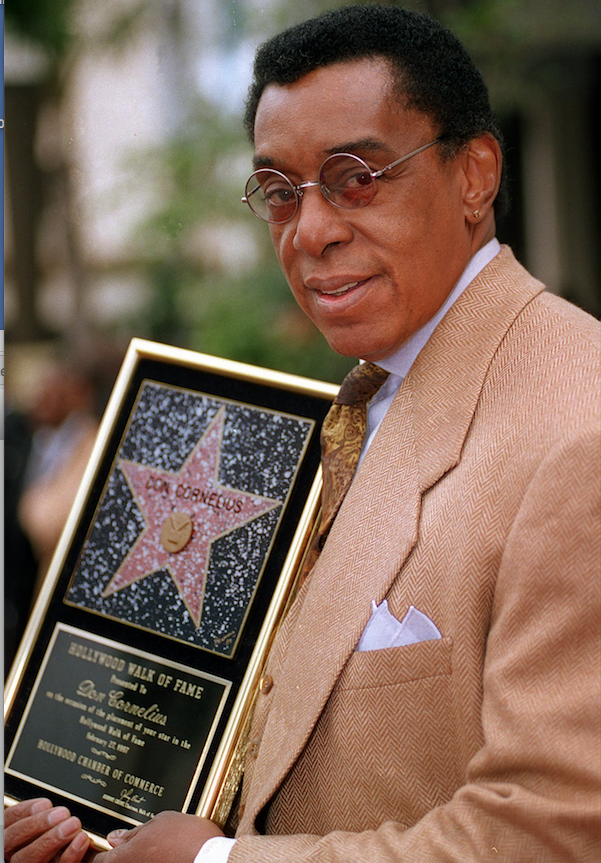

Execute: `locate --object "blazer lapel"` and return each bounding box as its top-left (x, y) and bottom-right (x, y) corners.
top-left (246, 380), bottom-right (422, 821)
top-left (409, 245), bottom-right (545, 490)
top-left (245, 247), bottom-right (545, 825)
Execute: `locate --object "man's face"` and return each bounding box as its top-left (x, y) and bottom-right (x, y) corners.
top-left (252, 59), bottom-right (478, 362)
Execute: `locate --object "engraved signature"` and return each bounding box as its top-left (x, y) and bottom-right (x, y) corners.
top-left (118, 788), bottom-right (146, 805)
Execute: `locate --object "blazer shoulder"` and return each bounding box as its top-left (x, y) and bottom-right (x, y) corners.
top-left (503, 286), bottom-right (600, 385)
top-left (480, 285), bottom-right (600, 449)
top-left (528, 289), bottom-right (600, 350)
top-left (485, 246), bottom-right (599, 351)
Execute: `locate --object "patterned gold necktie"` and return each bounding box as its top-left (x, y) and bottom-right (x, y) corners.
top-left (299, 362), bottom-right (389, 583)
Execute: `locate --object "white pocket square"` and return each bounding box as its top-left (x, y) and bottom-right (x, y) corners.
top-left (355, 600), bottom-right (442, 652)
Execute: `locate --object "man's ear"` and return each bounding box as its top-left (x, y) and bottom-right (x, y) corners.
top-left (461, 133), bottom-right (502, 223)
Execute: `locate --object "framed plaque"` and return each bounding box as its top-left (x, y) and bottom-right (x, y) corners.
top-left (4, 339), bottom-right (338, 848)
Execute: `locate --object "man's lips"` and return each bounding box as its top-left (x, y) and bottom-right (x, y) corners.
top-left (305, 276), bottom-right (373, 297)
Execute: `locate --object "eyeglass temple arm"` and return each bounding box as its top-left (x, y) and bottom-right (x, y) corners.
top-left (373, 137), bottom-right (442, 179)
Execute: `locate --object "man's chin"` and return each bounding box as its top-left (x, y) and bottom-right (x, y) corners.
top-left (323, 333), bottom-right (389, 364)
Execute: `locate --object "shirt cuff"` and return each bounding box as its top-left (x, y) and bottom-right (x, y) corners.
top-left (193, 837), bottom-right (236, 863)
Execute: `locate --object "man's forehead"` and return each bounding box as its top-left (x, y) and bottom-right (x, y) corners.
top-left (255, 57), bottom-right (397, 115)
top-left (252, 59), bottom-right (427, 165)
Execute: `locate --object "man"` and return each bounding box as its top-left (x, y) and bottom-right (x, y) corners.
top-left (5, 6), bottom-right (600, 862)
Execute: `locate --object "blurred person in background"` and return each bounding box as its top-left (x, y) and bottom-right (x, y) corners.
top-left (5, 402), bottom-right (38, 677)
top-left (5, 343), bottom-right (123, 674)
top-left (18, 359), bottom-right (99, 584)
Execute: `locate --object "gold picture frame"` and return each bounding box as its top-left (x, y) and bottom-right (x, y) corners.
top-left (4, 339), bottom-right (337, 848)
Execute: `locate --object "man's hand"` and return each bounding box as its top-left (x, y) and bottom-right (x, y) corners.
top-left (4, 797), bottom-right (92, 862)
top-left (95, 811), bottom-right (225, 862)
top-left (5, 800), bottom-right (223, 863)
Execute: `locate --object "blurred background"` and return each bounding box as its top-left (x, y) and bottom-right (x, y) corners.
top-left (4, 0), bottom-right (600, 669)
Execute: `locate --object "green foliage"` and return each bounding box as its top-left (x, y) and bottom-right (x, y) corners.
top-left (128, 105), bottom-right (245, 254)
top-left (6, 0), bottom-right (75, 56)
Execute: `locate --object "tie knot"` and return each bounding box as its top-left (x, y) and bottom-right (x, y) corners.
top-left (335, 362), bottom-right (389, 406)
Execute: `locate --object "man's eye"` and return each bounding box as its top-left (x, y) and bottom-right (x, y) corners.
top-left (326, 165), bottom-right (372, 191)
top-left (264, 185), bottom-right (295, 206)
top-left (342, 170), bottom-right (372, 189)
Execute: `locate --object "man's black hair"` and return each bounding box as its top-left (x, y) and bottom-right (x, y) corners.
top-left (244, 4), bottom-right (508, 215)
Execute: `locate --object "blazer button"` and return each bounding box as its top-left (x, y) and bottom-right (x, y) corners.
top-left (249, 736), bottom-right (261, 759)
top-left (260, 673), bottom-right (273, 694)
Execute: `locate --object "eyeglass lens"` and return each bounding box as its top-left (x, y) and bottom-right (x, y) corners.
top-left (245, 169), bottom-right (299, 223)
top-left (244, 154), bottom-right (376, 223)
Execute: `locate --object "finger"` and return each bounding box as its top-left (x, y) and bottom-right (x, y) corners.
top-left (5, 799), bottom-right (53, 828)
top-left (91, 845), bottom-right (120, 863)
top-left (105, 828), bottom-right (129, 847)
top-left (97, 821), bottom-right (150, 859)
top-left (105, 825), bottom-right (142, 847)
top-left (5, 806), bottom-right (72, 858)
top-left (9, 815), bottom-right (82, 863)
top-left (55, 830), bottom-right (92, 863)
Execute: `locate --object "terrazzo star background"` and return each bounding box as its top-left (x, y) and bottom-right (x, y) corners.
top-left (67, 381), bottom-right (313, 656)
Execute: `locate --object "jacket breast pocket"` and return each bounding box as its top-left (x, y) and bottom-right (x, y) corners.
top-left (313, 636), bottom-right (461, 820)
top-left (335, 636), bottom-right (453, 691)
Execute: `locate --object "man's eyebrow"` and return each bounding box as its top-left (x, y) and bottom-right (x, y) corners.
top-left (252, 154), bottom-right (276, 170)
top-left (252, 139), bottom-right (392, 171)
top-left (323, 138), bottom-right (392, 157)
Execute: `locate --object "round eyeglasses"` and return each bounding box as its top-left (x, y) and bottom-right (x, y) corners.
top-left (242, 138), bottom-right (441, 224)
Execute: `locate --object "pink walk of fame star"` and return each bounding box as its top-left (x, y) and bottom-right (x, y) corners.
top-left (102, 407), bottom-right (281, 626)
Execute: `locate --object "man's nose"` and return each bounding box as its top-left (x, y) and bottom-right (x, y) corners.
top-left (291, 186), bottom-right (353, 257)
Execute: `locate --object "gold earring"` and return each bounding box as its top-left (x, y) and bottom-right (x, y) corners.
top-left (473, 209), bottom-right (481, 219)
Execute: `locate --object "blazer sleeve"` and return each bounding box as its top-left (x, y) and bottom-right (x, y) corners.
top-left (229, 424), bottom-right (601, 863)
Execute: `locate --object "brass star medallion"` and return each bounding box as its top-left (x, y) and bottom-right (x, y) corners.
top-left (160, 512), bottom-right (194, 553)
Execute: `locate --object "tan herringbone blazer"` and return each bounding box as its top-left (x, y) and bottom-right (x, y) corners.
top-left (231, 247), bottom-right (601, 863)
